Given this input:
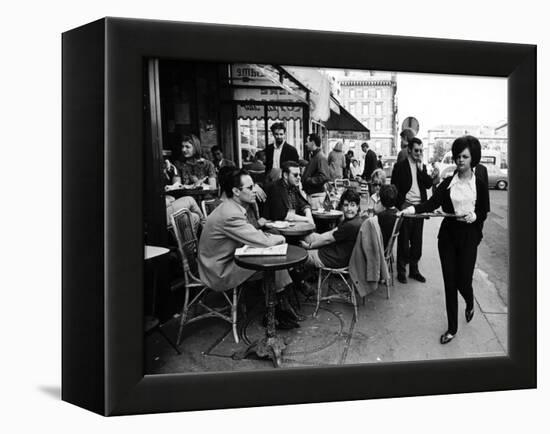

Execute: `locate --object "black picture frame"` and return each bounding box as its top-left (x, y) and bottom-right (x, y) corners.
top-left (62, 17), bottom-right (536, 416)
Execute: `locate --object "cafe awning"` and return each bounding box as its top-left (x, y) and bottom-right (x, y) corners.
top-left (325, 102), bottom-right (370, 140)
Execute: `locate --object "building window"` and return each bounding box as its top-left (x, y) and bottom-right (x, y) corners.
top-left (375, 102), bottom-right (383, 115)
top-left (349, 103), bottom-right (356, 114)
top-left (376, 88), bottom-right (382, 99)
top-left (356, 89), bottom-right (363, 98)
top-left (375, 119), bottom-right (382, 130)
top-left (349, 89), bottom-right (355, 99)
top-left (362, 103), bottom-right (369, 115)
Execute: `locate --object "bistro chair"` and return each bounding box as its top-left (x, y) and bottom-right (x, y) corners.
top-left (383, 214), bottom-right (404, 299)
top-left (334, 178), bottom-right (351, 188)
top-left (201, 197), bottom-right (223, 217)
top-left (170, 208), bottom-right (242, 345)
top-left (313, 266), bottom-right (358, 321)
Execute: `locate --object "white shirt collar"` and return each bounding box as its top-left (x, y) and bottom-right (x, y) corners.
top-left (447, 172), bottom-right (476, 190)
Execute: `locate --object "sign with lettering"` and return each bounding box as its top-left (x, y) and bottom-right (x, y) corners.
top-left (236, 102), bottom-right (303, 121)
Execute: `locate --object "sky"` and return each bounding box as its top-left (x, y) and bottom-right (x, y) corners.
top-left (395, 72), bottom-right (507, 137)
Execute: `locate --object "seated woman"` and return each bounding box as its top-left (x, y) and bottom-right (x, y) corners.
top-left (299, 189), bottom-right (363, 270)
top-left (376, 184), bottom-right (399, 250)
top-left (365, 168), bottom-right (387, 215)
top-left (349, 158), bottom-right (362, 180)
top-left (168, 134), bottom-right (217, 189)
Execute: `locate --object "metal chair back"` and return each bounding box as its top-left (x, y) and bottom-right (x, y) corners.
top-left (384, 214), bottom-right (404, 260)
top-left (334, 178), bottom-right (351, 188)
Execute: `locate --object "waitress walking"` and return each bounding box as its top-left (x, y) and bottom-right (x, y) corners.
top-left (402, 136), bottom-right (489, 344)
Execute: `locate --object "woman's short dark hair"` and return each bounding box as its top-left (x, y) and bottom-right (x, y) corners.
top-left (338, 189), bottom-right (361, 210)
top-left (451, 135), bottom-right (481, 168)
top-left (379, 184), bottom-right (398, 208)
top-left (223, 168), bottom-right (249, 198)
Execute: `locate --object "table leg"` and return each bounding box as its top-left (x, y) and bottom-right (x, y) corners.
top-left (232, 269), bottom-right (286, 368)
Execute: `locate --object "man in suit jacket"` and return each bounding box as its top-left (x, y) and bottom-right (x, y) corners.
top-left (397, 128), bottom-right (416, 163)
top-left (262, 161), bottom-right (313, 223)
top-left (361, 141), bottom-right (378, 182)
top-left (198, 168), bottom-right (301, 328)
top-left (302, 133), bottom-right (330, 209)
top-left (390, 137), bottom-right (433, 284)
top-left (264, 122), bottom-right (299, 174)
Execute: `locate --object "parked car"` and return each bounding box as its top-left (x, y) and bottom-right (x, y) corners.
top-left (439, 164), bottom-right (508, 190)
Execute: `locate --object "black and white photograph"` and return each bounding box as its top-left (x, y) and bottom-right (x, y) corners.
top-left (4, 0), bottom-right (544, 430)
top-left (144, 61), bottom-right (509, 372)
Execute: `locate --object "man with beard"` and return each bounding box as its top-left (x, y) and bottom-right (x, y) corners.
top-left (264, 122), bottom-right (299, 175)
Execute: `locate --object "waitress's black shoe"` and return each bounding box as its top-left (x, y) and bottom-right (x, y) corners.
top-left (465, 307), bottom-right (475, 323)
top-left (440, 331), bottom-right (455, 344)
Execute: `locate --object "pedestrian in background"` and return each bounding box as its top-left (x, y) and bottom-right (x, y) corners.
top-left (361, 141), bottom-right (378, 183)
top-left (397, 128), bottom-right (416, 163)
top-left (391, 137), bottom-right (433, 284)
top-left (303, 133), bottom-right (330, 209)
top-left (328, 141), bottom-right (346, 180)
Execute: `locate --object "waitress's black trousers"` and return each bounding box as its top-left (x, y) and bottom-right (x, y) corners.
top-left (437, 223), bottom-right (479, 335)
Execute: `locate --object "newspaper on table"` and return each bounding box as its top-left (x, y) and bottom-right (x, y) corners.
top-left (235, 243), bottom-right (288, 256)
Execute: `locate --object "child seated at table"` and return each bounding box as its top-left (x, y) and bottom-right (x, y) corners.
top-left (376, 184), bottom-right (399, 250)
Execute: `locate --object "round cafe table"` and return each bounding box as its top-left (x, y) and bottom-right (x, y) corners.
top-left (265, 221), bottom-right (315, 244)
top-left (144, 245), bottom-right (181, 355)
top-left (312, 209), bottom-right (343, 230)
top-left (233, 245), bottom-right (308, 368)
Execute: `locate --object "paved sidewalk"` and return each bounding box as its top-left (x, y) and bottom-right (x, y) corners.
top-left (146, 217), bottom-right (508, 374)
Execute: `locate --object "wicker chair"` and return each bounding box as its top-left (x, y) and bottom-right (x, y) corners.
top-left (170, 208), bottom-right (242, 345)
top-left (383, 215), bottom-right (404, 298)
top-left (201, 197), bottom-right (223, 217)
top-left (314, 266), bottom-right (358, 321)
top-left (334, 178), bottom-right (351, 188)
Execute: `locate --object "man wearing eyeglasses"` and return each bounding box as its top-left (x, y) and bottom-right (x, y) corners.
top-left (262, 161), bottom-right (313, 224)
top-left (198, 168), bottom-right (299, 329)
top-left (391, 137), bottom-right (433, 284)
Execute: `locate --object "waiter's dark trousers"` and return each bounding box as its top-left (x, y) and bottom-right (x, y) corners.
top-left (397, 209), bottom-right (424, 276)
top-left (437, 225), bottom-right (478, 335)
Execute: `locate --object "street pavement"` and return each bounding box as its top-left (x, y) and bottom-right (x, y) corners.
top-left (146, 189), bottom-right (509, 373)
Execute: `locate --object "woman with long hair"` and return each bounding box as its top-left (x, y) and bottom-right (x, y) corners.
top-left (170, 134), bottom-right (217, 189)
